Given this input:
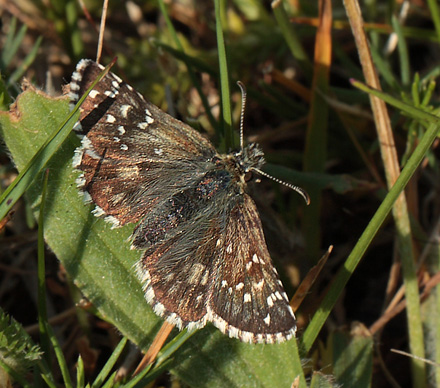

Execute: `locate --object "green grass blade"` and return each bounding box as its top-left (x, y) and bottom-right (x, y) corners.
top-left (129, 360), bottom-right (173, 388)
top-left (2, 16), bottom-right (17, 66)
top-left (8, 36), bottom-right (43, 86)
top-left (2, 21), bottom-right (27, 68)
top-left (214, 0), bottom-right (233, 149)
top-left (37, 170), bottom-right (51, 366)
top-left (40, 373), bottom-right (58, 388)
top-left (351, 79), bottom-right (440, 124)
top-left (100, 371), bottom-right (117, 388)
top-left (76, 356), bottom-right (85, 388)
top-left (45, 323), bottom-right (73, 388)
top-left (427, 0), bottom-right (440, 42)
top-left (391, 15), bottom-right (410, 87)
top-left (91, 337), bottom-right (127, 388)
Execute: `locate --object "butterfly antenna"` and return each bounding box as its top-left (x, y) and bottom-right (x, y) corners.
top-left (252, 167), bottom-right (311, 205)
top-left (236, 81), bottom-right (309, 206)
top-left (237, 81), bottom-right (246, 151)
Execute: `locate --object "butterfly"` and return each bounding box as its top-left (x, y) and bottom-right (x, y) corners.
top-left (69, 59), bottom-right (308, 343)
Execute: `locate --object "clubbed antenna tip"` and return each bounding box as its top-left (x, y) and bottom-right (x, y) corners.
top-left (252, 168), bottom-right (310, 205)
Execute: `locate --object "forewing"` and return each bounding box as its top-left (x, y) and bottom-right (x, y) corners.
top-left (208, 194), bottom-right (296, 344)
top-left (70, 59), bottom-right (217, 226)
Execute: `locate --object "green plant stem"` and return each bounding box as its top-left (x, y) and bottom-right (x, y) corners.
top-left (38, 170), bottom-right (51, 366)
top-left (92, 337), bottom-right (127, 388)
top-left (427, 0), bottom-right (440, 43)
top-left (214, 0), bottom-right (233, 149)
top-left (46, 323), bottom-right (73, 388)
top-left (344, 1), bottom-right (426, 385)
top-left (391, 15), bottom-right (410, 87)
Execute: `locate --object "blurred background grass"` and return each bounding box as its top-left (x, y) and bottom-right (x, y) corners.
top-left (1, 0), bottom-right (440, 387)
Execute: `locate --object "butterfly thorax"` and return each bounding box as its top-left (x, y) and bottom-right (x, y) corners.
top-left (217, 143), bottom-right (265, 190)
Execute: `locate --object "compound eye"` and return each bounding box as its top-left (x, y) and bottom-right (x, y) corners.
top-left (244, 171), bottom-right (253, 182)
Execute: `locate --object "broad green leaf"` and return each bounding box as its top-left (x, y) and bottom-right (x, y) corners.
top-left (330, 323), bottom-right (373, 388)
top-left (0, 88), bottom-right (306, 387)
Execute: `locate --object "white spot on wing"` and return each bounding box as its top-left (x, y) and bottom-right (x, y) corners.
top-left (243, 293), bottom-right (251, 303)
top-left (120, 104), bottom-right (132, 117)
top-left (82, 191), bottom-right (92, 203)
top-left (264, 313), bottom-right (271, 325)
top-left (89, 89), bottom-right (100, 99)
top-left (113, 73), bottom-right (123, 83)
top-left (81, 136), bottom-right (93, 149)
top-left (92, 205), bottom-right (106, 217)
top-left (188, 263), bottom-right (206, 284)
top-left (72, 149), bottom-right (83, 167)
top-left (71, 71), bottom-right (81, 82)
top-left (106, 114), bottom-right (116, 123)
top-left (137, 122), bottom-right (148, 130)
top-left (267, 295), bottom-right (274, 307)
top-left (75, 175), bottom-right (86, 187)
top-left (254, 279), bottom-right (264, 289)
top-left (236, 282), bottom-right (244, 291)
top-left (229, 326), bottom-right (239, 338)
top-left (153, 302), bottom-right (165, 316)
top-left (106, 215), bottom-right (121, 228)
top-left (85, 148), bottom-right (101, 160)
top-left (73, 121), bottom-right (82, 131)
top-left (215, 317), bottom-right (227, 333)
top-left (200, 271), bottom-right (209, 285)
top-left (241, 331), bottom-right (254, 343)
top-left (104, 89), bottom-right (118, 98)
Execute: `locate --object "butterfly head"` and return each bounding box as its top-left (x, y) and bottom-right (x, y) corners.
top-left (236, 142), bottom-right (265, 171)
